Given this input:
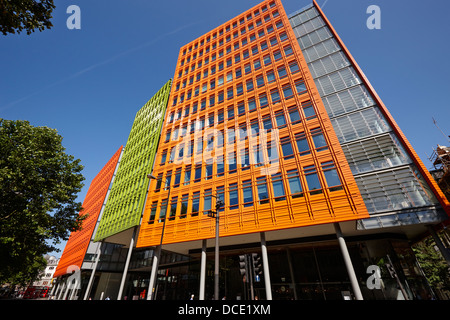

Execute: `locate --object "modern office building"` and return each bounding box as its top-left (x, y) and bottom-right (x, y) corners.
top-left (288, 1), bottom-right (450, 230)
top-left (94, 80), bottom-right (172, 243)
top-left (54, 146), bottom-right (123, 279)
top-left (54, 0), bottom-right (450, 301)
top-left (134, 0), bottom-right (449, 300)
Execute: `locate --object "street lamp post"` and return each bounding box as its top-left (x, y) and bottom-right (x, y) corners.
top-left (147, 174), bottom-right (171, 300)
top-left (207, 196), bottom-right (224, 300)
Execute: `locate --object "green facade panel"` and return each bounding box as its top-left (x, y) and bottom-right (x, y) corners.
top-left (94, 79), bottom-right (172, 241)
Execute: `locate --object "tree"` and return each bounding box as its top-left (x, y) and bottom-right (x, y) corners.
top-left (0, 119), bottom-right (85, 286)
top-left (413, 236), bottom-right (450, 295)
top-left (0, 0), bottom-right (55, 36)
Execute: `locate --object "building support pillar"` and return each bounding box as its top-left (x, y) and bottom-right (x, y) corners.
top-left (147, 245), bottom-right (160, 300)
top-left (334, 223), bottom-right (363, 300)
top-left (117, 227), bottom-right (136, 300)
top-left (199, 239), bottom-right (207, 300)
top-left (427, 225), bottom-right (450, 267)
top-left (286, 247), bottom-right (298, 300)
top-left (83, 241), bottom-right (103, 300)
top-left (260, 232), bottom-right (272, 300)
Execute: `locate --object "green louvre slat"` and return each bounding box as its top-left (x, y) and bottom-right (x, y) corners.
top-left (94, 79), bottom-right (172, 241)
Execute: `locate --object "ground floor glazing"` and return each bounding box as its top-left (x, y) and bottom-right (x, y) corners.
top-left (53, 234), bottom-right (436, 300)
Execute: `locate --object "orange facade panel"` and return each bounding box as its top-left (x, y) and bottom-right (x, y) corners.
top-left (54, 146), bottom-right (122, 278)
top-left (136, 0), bottom-right (369, 248)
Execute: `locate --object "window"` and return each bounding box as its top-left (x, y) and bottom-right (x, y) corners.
top-left (165, 130), bottom-right (171, 142)
top-left (269, 37), bottom-right (277, 46)
top-left (284, 45), bottom-right (293, 56)
top-left (287, 169), bottom-right (303, 198)
top-left (250, 119), bottom-right (259, 136)
top-left (277, 65), bottom-right (287, 78)
top-left (217, 186), bottom-right (225, 212)
top-left (266, 70), bottom-right (275, 83)
top-left (270, 89), bottom-right (281, 104)
top-left (273, 50), bottom-right (282, 61)
top-left (239, 123), bottom-right (247, 141)
top-left (245, 63), bottom-right (252, 74)
top-left (218, 109), bottom-right (224, 123)
top-left (229, 183), bottom-right (239, 210)
top-left (322, 161), bottom-right (343, 191)
top-left (246, 78), bottom-right (254, 91)
top-left (192, 191), bottom-right (200, 216)
top-left (208, 113), bottom-right (214, 127)
top-left (217, 156), bottom-right (225, 177)
top-left (248, 98), bottom-right (257, 112)
top-left (228, 106), bottom-right (235, 120)
top-left (203, 189), bottom-right (212, 214)
top-left (159, 199), bottom-right (168, 223)
top-left (236, 68), bottom-right (242, 78)
top-left (205, 163), bottom-right (213, 180)
top-left (263, 54), bottom-right (271, 65)
top-left (289, 61), bottom-right (299, 74)
top-left (160, 149), bottom-right (167, 165)
top-left (271, 173), bottom-right (286, 201)
top-left (196, 136), bottom-right (203, 154)
top-left (165, 170), bottom-right (172, 189)
top-left (228, 152), bottom-right (237, 173)
top-left (254, 59), bottom-right (261, 70)
top-left (227, 127), bottom-right (235, 144)
top-left (238, 102), bottom-right (246, 116)
top-left (253, 145), bottom-right (264, 167)
top-left (275, 111), bottom-right (286, 128)
top-left (260, 40), bottom-right (268, 51)
top-left (194, 164), bottom-right (202, 182)
top-left (227, 87), bottom-right (234, 99)
top-left (174, 168), bottom-right (182, 187)
top-left (218, 91), bottom-right (224, 104)
top-left (236, 83), bottom-right (244, 95)
top-left (256, 74), bottom-right (265, 87)
top-left (227, 72), bottom-right (233, 82)
top-left (280, 136), bottom-right (294, 160)
top-left (180, 194), bottom-right (189, 219)
top-left (282, 84), bottom-right (294, 100)
top-left (295, 132), bottom-right (310, 155)
top-left (169, 196), bottom-right (177, 220)
top-left (311, 127), bottom-right (328, 151)
top-left (295, 80), bottom-right (307, 95)
top-left (259, 94), bottom-right (268, 108)
top-left (288, 107), bottom-right (301, 125)
top-left (184, 165), bottom-right (191, 185)
top-left (241, 148), bottom-right (250, 170)
top-left (148, 201), bottom-right (158, 224)
top-left (243, 179), bottom-right (254, 207)
top-left (155, 173), bottom-right (163, 191)
top-left (302, 100), bottom-right (316, 120)
top-left (304, 165), bottom-right (322, 195)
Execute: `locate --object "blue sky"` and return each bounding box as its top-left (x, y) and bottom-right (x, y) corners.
top-left (2, 0), bottom-right (450, 255)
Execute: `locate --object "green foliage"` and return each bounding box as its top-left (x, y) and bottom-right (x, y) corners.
top-left (0, 0), bottom-right (55, 36)
top-left (413, 236), bottom-right (450, 292)
top-left (0, 119), bottom-right (85, 285)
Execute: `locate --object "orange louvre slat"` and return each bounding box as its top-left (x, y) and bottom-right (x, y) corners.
top-left (136, 0), bottom-right (369, 248)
